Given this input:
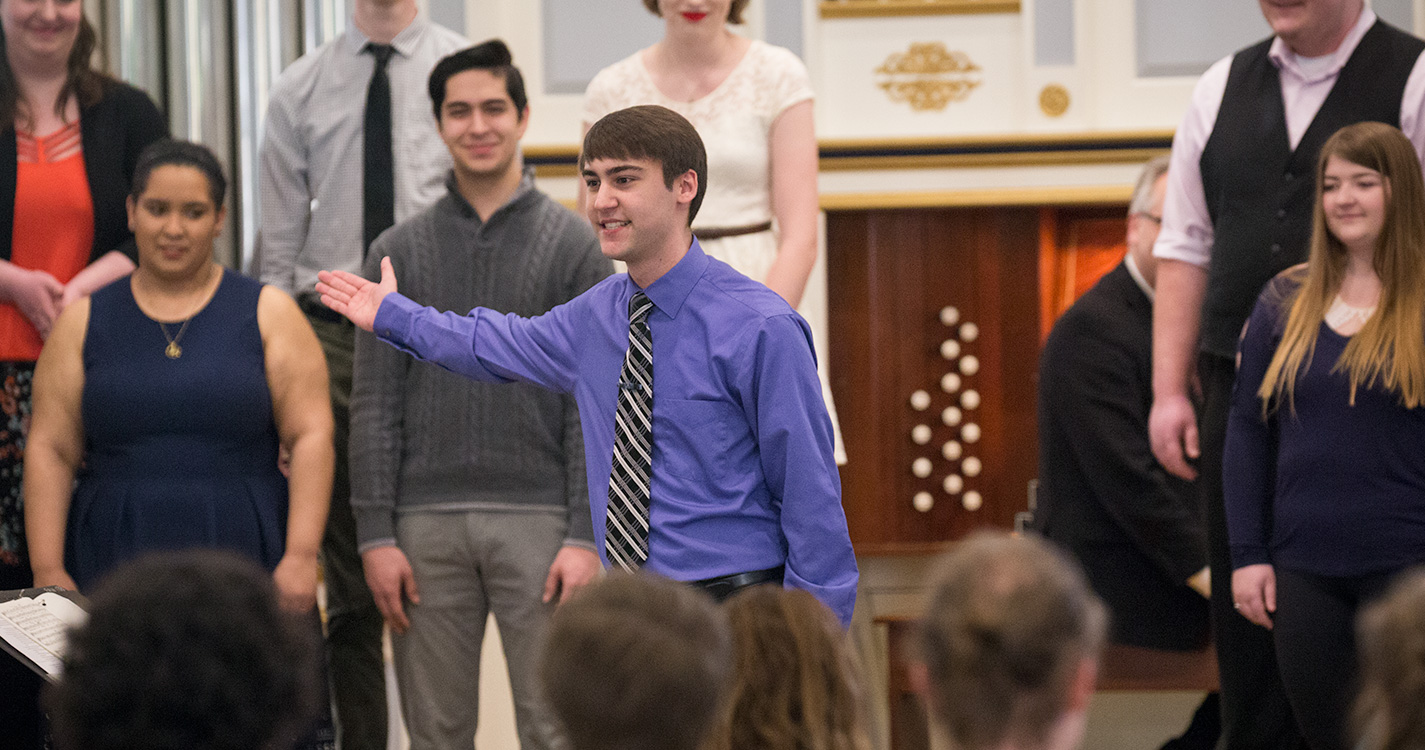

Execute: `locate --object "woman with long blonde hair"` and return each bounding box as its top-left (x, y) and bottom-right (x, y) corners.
top-left (1224, 121), bottom-right (1425, 750)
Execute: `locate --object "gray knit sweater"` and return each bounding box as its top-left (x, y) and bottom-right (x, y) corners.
top-left (349, 168), bottom-right (611, 549)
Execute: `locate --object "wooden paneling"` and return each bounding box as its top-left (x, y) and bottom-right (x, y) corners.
top-left (829, 205), bottom-right (1125, 551)
top-left (828, 207), bottom-right (1041, 553)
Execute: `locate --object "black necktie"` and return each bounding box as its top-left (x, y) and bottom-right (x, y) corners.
top-left (363, 43), bottom-right (395, 255)
top-left (606, 292), bottom-right (655, 570)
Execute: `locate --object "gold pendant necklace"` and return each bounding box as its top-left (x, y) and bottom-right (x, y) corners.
top-left (160, 323), bottom-right (188, 358)
top-left (150, 266), bottom-right (216, 360)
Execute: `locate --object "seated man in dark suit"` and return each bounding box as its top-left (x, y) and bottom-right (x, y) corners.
top-left (1034, 156), bottom-right (1217, 750)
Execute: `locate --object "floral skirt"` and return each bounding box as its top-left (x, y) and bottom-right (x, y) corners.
top-left (0, 361), bottom-right (34, 570)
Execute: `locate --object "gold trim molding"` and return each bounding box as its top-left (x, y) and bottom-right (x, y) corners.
top-left (525, 130), bottom-right (1175, 178)
top-left (821, 0), bottom-right (1021, 17)
top-left (819, 185), bottom-right (1134, 211)
top-left (876, 43), bottom-right (981, 111)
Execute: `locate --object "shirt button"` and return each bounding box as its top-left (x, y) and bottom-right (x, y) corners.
top-left (1271, 243), bottom-right (1282, 254)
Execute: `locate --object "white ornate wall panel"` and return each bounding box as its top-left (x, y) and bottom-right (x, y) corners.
top-left (467, 0), bottom-right (1424, 205)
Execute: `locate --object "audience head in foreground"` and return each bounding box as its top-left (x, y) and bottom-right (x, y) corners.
top-left (711, 585), bottom-right (872, 750)
top-left (540, 573), bottom-right (732, 750)
top-left (47, 550), bottom-right (320, 750)
top-left (917, 531), bottom-right (1107, 750)
top-left (1355, 568), bottom-right (1425, 750)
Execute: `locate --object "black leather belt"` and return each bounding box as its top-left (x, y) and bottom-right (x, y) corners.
top-left (691, 565), bottom-right (784, 602)
top-left (695, 221), bottom-right (772, 241)
top-left (297, 292), bottom-right (349, 326)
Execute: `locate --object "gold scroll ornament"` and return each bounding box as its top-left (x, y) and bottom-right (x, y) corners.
top-left (875, 43), bottom-right (982, 112)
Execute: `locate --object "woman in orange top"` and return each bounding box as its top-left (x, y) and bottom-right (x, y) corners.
top-left (0, 2), bottom-right (166, 746)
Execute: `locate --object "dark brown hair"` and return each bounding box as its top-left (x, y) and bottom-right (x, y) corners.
top-left (428, 38), bottom-right (527, 121)
top-left (580, 104), bottom-right (708, 224)
top-left (46, 550), bottom-right (320, 750)
top-left (710, 586), bottom-right (873, 750)
top-left (540, 573), bottom-right (732, 750)
top-left (642, 0), bottom-right (750, 24)
top-left (0, 12), bottom-right (109, 130)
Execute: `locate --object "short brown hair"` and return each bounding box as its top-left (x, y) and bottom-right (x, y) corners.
top-left (917, 532), bottom-right (1107, 750)
top-left (1355, 567), bottom-right (1425, 750)
top-left (540, 574), bottom-right (732, 750)
top-left (642, 0), bottom-right (749, 24)
top-left (580, 105), bottom-right (708, 225)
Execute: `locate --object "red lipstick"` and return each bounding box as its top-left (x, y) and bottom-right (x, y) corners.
top-left (681, 12), bottom-right (708, 22)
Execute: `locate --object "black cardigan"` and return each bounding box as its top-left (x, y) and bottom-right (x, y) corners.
top-left (0, 79), bottom-right (167, 265)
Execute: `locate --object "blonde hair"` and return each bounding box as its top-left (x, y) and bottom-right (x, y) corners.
top-left (710, 586), bottom-right (873, 750)
top-left (1259, 122), bottom-right (1425, 413)
top-left (1354, 568), bottom-right (1425, 750)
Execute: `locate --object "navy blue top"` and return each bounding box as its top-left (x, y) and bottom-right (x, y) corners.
top-left (1225, 272), bottom-right (1425, 576)
top-left (65, 269), bottom-right (288, 589)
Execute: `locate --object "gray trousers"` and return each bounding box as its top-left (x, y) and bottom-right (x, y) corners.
top-left (394, 510), bottom-right (570, 750)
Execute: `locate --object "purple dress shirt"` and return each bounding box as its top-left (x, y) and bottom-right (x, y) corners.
top-left (372, 238), bottom-right (858, 624)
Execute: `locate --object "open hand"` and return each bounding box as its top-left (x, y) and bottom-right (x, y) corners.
top-left (315, 256), bottom-right (397, 333)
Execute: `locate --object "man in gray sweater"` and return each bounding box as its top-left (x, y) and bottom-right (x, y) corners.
top-left (348, 40), bottom-right (610, 750)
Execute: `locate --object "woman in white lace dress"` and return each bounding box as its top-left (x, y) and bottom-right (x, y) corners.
top-left (582, 0), bottom-right (843, 461)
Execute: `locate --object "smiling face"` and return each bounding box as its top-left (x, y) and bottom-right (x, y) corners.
top-left (0, 0), bottom-right (81, 65)
top-left (1321, 153), bottom-right (1388, 257)
top-left (1258, 0), bottom-right (1361, 56)
top-left (583, 156), bottom-right (697, 274)
top-left (437, 68), bottom-right (528, 182)
top-left (128, 165), bottom-right (224, 282)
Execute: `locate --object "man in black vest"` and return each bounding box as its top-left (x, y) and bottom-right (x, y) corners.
top-left (1149, 1), bottom-right (1425, 748)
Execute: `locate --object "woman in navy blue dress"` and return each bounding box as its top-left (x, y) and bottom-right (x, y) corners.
top-left (1225, 122), bottom-right (1425, 750)
top-left (21, 140), bottom-right (332, 614)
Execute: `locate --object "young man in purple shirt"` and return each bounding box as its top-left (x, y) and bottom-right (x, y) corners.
top-left (317, 105), bottom-right (857, 624)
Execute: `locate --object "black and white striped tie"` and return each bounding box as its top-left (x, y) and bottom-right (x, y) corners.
top-left (605, 292), bottom-right (655, 570)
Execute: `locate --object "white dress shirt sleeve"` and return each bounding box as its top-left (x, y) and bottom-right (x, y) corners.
top-left (1154, 55), bottom-right (1233, 269)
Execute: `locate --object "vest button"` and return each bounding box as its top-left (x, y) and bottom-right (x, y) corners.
top-left (1271, 243), bottom-right (1282, 254)
top-left (1284, 172), bottom-right (1294, 181)
top-left (1277, 209), bottom-right (1287, 219)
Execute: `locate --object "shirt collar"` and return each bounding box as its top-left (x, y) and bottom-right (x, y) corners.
top-left (1124, 254), bottom-right (1154, 302)
top-left (638, 237), bottom-right (707, 319)
top-left (444, 164), bottom-right (538, 219)
top-left (1268, 7), bottom-right (1375, 83)
top-left (341, 12), bottom-right (429, 58)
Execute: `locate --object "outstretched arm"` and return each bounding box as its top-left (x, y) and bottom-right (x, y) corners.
top-left (316, 256), bottom-right (398, 332)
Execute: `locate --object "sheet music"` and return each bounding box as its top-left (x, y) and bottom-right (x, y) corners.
top-left (0, 592), bottom-right (88, 678)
